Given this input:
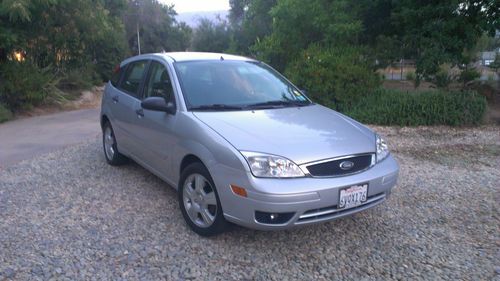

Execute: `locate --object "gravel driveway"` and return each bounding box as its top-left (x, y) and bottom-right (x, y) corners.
top-left (1, 126), bottom-right (499, 280)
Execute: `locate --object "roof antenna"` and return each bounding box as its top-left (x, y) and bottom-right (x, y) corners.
top-left (220, 56), bottom-right (224, 61)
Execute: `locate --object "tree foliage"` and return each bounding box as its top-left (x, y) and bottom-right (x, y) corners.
top-left (252, 0), bottom-right (363, 71)
top-left (227, 0), bottom-right (276, 55)
top-left (225, 0), bottom-right (499, 106)
top-left (0, 0), bottom-right (192, 112)
top-left (0, 0), bottom-right (498, 114)
top-left (285, 45), bottom-right (381, 108)
top-left (191, 17), bottom-right (231, 53)
top-left (124, 0), bottom-right (191, 54)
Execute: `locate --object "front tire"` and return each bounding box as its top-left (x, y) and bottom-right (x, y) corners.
top-left (102, 121), bottom-right (128, 166)
top-left (178, 162), bottom-right (228, 236)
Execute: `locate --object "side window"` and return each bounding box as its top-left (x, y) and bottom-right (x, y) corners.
top-left (110, 65), bottom-right (122, 87)
top-left (143, 61), bottom-right (175, 102)
top-left (118, 60), bottom-right (148, 97)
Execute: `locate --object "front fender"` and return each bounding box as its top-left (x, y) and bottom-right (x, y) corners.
top-left (171, 113), bottom-right (249, 189)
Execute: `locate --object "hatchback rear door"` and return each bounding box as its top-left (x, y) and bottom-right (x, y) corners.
top-left (110, 59), bottom-right (149, 157)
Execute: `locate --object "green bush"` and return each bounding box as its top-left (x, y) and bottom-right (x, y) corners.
top-left (0, 62), bottom-right (56, 110)
top-left (458, 68), bottom-right (480, 85)
top-left (433, 69), bottom-right (453, 89)
top-left (0, 103), bottom-right (13, 123)
top-left (57, 67), bottom-right (95, 92)
top-left (345, 89), bottom-right (487, 126)
top-left (406, 71), bottom-right (415, 81)
top-left (285, 45), bottom-right (380, 109)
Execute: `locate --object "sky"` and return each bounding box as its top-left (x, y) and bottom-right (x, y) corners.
top-left (161, 0), bottom-right (230, 13)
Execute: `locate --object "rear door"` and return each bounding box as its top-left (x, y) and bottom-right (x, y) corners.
top-left (110, 59), bottom-right (149, 156)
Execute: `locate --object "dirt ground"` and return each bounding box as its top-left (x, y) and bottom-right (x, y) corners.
top-left (15, 86), bottom-right (103, 119)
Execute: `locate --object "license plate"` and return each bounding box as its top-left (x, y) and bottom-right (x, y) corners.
top-left (338, 184), bottom-right (368, 209)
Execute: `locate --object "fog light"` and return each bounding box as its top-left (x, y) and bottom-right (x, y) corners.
top-left (255, 211), bottom-right (294, 224)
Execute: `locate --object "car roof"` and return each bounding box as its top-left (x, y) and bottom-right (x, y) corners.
top-left (165, 52), bottom-right (254, 62)
top-left (121, 52), bottom-right (256, 65)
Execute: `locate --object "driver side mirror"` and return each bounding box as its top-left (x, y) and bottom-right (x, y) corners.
top-left (141, 97), bottom-right (176, 115)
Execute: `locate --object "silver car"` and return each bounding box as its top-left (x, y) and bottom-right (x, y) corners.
top-left (100, 52), bottom-right (399, 236)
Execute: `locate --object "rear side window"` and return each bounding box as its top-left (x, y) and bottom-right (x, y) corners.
top-left (118, 60), bottom-right (148, 97)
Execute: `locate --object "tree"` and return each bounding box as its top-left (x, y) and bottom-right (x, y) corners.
top-left (191, 18), bottom-right (231, 52)
top-left (252, 0), bottom-right (363, 71)
top-left (123, 0), bottom-right (192, 55)
top-left (489, 55), bottom-right (500, 88)
top-left (0, 0), bottom-right (130, 110)
top-left (384, 0), bottom-right (499, 81)
top-left (248, 0), bottom-right (379, 108)
top-left (228, 0), bottom-right (276, 55)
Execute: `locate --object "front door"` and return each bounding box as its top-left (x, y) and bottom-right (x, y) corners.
top-left (133, 60), bottom-right (179, 181)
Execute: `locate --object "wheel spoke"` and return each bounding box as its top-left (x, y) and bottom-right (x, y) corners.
top-left (194, 174), bottom-right (205, 192)
top-left (184, 184), bottom-right (195, 199)
top-left (187, 204), bottom-right (199, 221)
top-left (203, 191), bottom-right (217, 205)
top-left (200, 207), bottom-right (214, 224)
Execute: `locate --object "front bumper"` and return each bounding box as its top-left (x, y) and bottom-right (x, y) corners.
top-left (212, 154), bottom-right (399, 230)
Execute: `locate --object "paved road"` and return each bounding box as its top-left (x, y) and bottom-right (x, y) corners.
top-left (0, 108), bottom-right (100, 168)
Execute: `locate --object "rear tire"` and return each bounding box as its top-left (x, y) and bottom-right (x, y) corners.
top-left (102, 121), bottom-right (128, 166)
top-left (178, 162), bottom-right (229, 236)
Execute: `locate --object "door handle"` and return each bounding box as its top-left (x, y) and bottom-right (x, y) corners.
top-left (136, 109), bottom-right (144, 118)
top-left (112, 96), bottom-right (119, 103)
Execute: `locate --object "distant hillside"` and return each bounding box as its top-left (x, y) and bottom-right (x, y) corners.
top-left (176, 10), bottom-right (229, 28)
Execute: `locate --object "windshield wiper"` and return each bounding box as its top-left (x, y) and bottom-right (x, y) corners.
top-left (190, 104), bottom-right (245, 111)
top-left (245, 100), bottom-right (310, 109)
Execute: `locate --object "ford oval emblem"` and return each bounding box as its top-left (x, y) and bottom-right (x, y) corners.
top-left (339, 160), bottom-right (354, 170)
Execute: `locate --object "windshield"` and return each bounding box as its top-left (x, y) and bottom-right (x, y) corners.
top-left (174, 60), bottom-right (311, 110)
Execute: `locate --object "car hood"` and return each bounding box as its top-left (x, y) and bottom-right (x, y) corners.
top-left (193, 104), bottom-right (376, 164)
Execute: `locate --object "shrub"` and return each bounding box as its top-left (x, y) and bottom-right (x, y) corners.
top-left (285, 45), bottom-right (380, 109)
top-left (433, 69), bottom-right (453, 89)
top-left (0, 62), bottom-right (56, 110)
top-left (406, 71), bottom-right (415, 81)
top-left (487, 73), bottom-right (494, 81)
top-left (0, 103), bottom-right (13, 123)
top-left (345, 89), bottom-right (487, 126)
top-left (57, 67), bottom-right (95, 93)
top-left (458, 68), bottom-right (480, 86)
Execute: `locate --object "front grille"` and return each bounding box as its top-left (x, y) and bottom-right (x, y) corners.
top-left (306, 154), bottom-right (374, 177)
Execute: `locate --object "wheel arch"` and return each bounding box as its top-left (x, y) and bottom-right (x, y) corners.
top-left (180, 154), bottom-right (205, 175)
top-left (100, 114), bottom-right (110, 130)
top-left (174, 140), bottom-right (219, 189)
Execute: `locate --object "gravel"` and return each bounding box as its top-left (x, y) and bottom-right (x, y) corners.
top-left (0, 125), bottom-right (499, 280)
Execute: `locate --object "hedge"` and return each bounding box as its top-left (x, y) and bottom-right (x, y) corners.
top-left (344, 89), bottom-right (487, 126)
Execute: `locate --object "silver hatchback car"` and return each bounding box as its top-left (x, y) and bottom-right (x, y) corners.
top-left (101, 52), bottom-right (399, 236)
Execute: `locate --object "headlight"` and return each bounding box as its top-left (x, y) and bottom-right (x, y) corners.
top-left (376, 134), bottom-right (389, 162)
top-left (240, 151), bottom-right (305, 178)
